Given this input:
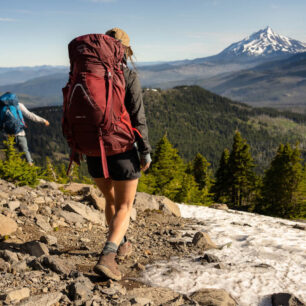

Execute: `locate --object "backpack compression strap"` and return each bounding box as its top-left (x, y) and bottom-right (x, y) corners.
top-left (97, 69), bottom-right (113, 179)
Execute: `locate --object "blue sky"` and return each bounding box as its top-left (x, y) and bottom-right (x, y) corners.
top-left (1, 0), bottom-right (306, 67)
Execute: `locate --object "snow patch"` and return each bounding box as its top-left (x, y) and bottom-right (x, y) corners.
top-left (219, 26), bottom-right (306, 57)
top-left (141, 204), bottom-right (306, 306)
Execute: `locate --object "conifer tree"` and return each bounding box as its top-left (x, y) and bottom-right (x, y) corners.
top-left (191, 153), bottom-right (211, 190)
top-left (212, 148), bottom-right (230, 203)
top-left (43, 156), bottom-right (57, 182)
top-left (227, 131), bottom-right (256, 207)
top-left (258, 144), bottom-right (304, 218)
top-left (0, 136), bottom-right (39, 186)
top-left (175, 173), bottom-right (201, 204)
top-left (137, 172), bottom-right (156, 194)
top-left (295, 165), bottom-right (306, 218)
top-left (55, 163), bottom-right (69, 184)
top-left (150, 134), bottom-right (185, 200)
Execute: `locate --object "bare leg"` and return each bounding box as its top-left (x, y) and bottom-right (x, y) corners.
top-left (107, 179), bottom-right (138, 246)
top-left (93, 178), bottom-right (138, 280)
top-left (93, 178), bottom-right (115, 226)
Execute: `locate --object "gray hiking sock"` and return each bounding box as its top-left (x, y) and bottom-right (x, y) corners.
top-left (102, 241), bottom-right (118, 255)
top-left (119, 236), bottom-right (127, 247)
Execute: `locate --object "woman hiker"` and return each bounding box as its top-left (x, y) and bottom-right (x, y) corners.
top-left (87, 28), bottom-right (152, 280)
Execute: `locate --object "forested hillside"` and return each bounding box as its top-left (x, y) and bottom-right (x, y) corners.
top-left (2, 86), bottom-right (305, 172)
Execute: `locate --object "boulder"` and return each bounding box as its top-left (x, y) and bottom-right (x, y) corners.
top-left (192, 232), bottom-right (218, 250)
top-left (156, 196), bottom-right (181, 217)
top-left (133, 192), bottom-right (160, 211)
top-left (0, 214), bottom-right (18, 236)
top-left (64, 201), bottom-right (105, 225)
top-left (271, 293), bottom-right (305, 306)
top-left (210, 203), bottom-right (229, 211)
top-left (189, 288), bottom-right (236, 306)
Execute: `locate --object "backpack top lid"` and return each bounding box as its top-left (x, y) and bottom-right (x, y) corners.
top-left (68, 33), bottom-right (125, 69)
top-left (0, 92), bottom-right (18, 106)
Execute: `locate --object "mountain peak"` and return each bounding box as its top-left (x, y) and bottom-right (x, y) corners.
top-left (218, 27), bottom-right (306, 58)
top-left (264, 26), bottom-right (274, 34)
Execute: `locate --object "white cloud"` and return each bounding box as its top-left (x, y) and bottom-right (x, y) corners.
top-left (0, 17), bottom-right (16, 22)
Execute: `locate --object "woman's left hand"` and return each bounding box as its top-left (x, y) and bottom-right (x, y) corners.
top-left (141, 161), bottom-right (151, 172)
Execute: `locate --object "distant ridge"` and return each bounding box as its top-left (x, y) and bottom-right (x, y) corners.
top-left (1, 27), bottom-right (306, 111)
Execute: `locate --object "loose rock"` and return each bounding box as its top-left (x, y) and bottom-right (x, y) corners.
top-left (189, 288), bottom-right (236, 306)
top-left (42, 255), bottom-right (75, 275)
top-left (192, 232), bottom-right (218, 250)
top-left (19, 291), bottom-right (63, 306)
top-left (40, 234), bottom-right (58, 246)
top-left (271, 292), bottom-right (305, 306)
top-left (24, 241), bottom-right (49, 257)
top-left (0, 214), bottom-right (18, 236)
top-left (3, 287), bottom-right (30, 304)
top-left (64, 201), bottom-right (105, 225)
top-left (210, 203), bottom-right (229, 211)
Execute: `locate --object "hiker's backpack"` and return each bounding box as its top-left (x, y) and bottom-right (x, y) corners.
top-left (0, 92), bottom-right (25, 135)
top-left (62, 34), bottom-right (138, 178)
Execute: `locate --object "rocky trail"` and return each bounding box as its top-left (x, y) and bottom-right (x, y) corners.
top-left (0, 179), bottom-right (304, 306)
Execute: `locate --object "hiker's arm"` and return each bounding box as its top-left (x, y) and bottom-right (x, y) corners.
top-left (19, 103), bottom-right (49, 125)
top-left (124, 70), bottom-right (152, 156)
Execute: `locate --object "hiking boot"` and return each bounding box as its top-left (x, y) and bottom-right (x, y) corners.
top-left (117, 241), bottom-right (132, 260)
top-left (94, 252), bottom-right (122, 281)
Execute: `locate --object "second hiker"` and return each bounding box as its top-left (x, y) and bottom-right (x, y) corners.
top-left (0, 92), bottom-right (50, 165)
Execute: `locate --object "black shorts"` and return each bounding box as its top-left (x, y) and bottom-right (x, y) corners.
top-left (86, 148), bottom-right (141, 180)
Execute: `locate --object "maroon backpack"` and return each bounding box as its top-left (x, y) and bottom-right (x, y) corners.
top-left (62, 34), bottom-right (136, 178)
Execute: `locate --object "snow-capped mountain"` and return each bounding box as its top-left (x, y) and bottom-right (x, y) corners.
top-left (218, 26), bottom-right (306, 57)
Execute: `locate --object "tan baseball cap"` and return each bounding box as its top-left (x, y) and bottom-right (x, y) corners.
top-left (105, 27), bottom-right (130, 47)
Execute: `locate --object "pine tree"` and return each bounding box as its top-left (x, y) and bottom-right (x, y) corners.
top-left (191, 153), bottom-right (211, 190)
top-left (0, 136), bottom-right (40, 186)
top-left (295, 165), bottom-right (306, 218)
top-left (258, 144), bottom-right (304, 218)
top-left (55, 163), bottom-right (69, 184)
top-left (43, 156), bottom-right (57, 182)
top-left (212, 148), bottom-right (230, 203)
top-left (175, 173), bottom-right (201, 204)
top-left (149, 134), bottom-right (185, 200)
top-left (227, 131), bottom-right (257, 207)
top-left (137, 172), bottom-right (156, 194)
